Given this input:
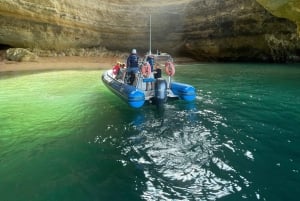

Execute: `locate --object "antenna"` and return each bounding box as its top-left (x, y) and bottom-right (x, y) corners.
top-left (149, 15), bottom-right (152, 55)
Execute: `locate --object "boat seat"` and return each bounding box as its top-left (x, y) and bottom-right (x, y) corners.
top-left (143, 78), bottom-right (155, 83)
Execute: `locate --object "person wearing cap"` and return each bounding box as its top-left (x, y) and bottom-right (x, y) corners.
top-left (126, 49), bottom-right (139, 85)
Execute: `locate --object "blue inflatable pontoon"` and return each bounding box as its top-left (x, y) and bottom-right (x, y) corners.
top-left (101, 54), bottom-right (196, 108)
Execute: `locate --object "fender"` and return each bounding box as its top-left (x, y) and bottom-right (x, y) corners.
top-left (165, 61), bottom-right (175, 76)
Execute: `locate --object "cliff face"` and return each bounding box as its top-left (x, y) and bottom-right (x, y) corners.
top-left (182, 0), bottom-right (300, 62)
top-left (257, 0), bottom-right (300, 34)
top-left (0, 0), bottom-right (299, 62)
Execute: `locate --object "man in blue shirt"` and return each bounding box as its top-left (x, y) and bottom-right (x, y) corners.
top-left (127, 49), bottom-right (139, 68)
top-left (126, 49), bottom-right (139, 85)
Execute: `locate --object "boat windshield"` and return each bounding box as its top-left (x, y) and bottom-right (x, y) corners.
top-left (154, 54), bottom-right (172, 63)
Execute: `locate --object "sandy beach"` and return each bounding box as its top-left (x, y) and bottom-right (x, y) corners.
top-left (0, 56), bottom-right (121, 73)
top-left (0, 50), bottom-right (197, 73)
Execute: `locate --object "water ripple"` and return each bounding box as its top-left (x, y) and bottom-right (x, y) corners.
top-left (123, 105), bottom-right (247, 200)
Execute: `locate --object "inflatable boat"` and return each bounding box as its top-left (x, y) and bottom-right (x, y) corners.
top-left (101, 54), bottom-right (196, 108)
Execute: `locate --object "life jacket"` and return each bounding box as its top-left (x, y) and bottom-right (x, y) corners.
top-left (141, 62), bottom-right (151, 77)
top-left (112, 64), bottom-right (120, 75)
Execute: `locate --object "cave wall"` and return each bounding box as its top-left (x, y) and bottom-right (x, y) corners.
top-left (257, 0), bottom-right (300, 34)
top-left (0, 0), bottom-right (186, 53)
top-left (182, 0), bottom-right (300, 62)
top-left (0, 0), bottom-right (299, 62)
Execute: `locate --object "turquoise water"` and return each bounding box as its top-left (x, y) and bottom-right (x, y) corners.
top-left (0, 64), bottom-right (299, 201)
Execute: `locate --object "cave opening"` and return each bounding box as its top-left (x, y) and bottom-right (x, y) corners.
top-left (0, 44), bottom-right (13, 60)
top-left (0, 44), bottom-right (13, 50)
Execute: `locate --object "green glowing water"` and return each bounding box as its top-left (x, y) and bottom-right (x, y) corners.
top-left (0, 64), bottom-right (299, 201)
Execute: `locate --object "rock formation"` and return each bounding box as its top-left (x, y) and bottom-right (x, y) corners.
top-left (182, 0), bottom-right (300, 62)
top-left (257, 0), bottom-right (300, 34)
top-left (0, 0), bottom-right (299, 62)
top-left (6, 48), bottom-right (38, 62)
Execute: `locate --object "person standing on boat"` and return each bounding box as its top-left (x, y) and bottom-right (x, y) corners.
top-left (141, 61), bottom-right (152, 91)
top-left (146, 54), bottom-right (154, 72)
top-left (126, 49), bottom-right (139, 85)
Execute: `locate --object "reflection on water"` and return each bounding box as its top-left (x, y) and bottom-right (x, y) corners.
top-left (116, 100), bottom-right (247, 200)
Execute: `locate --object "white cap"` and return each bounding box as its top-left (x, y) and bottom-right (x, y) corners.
top-left (131, 49), bottom-right (137, 54)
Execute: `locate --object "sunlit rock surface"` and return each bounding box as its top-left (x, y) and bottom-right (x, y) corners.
top-left (0, 0), bottom-right (299, 62)
top-left (6, 48), bottom-right (38, 62)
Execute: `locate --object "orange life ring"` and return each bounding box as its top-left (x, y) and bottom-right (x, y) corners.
top-left (165, 61), bottom-right (175, 76)
top-left (141, 62), bottom-right (151, 77)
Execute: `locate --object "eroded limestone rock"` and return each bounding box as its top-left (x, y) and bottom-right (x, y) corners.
top-left (256, 0), bottom-right (300, 34)
top-left (0, 0), bottom-right (299, 62)
top-left (6, 48), bottom-right (38, 62)
top-left (182, 0), bottom-right (300, 62)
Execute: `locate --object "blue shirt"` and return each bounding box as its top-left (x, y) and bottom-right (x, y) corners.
top-left (127, 54), bottom-right (139, 68)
